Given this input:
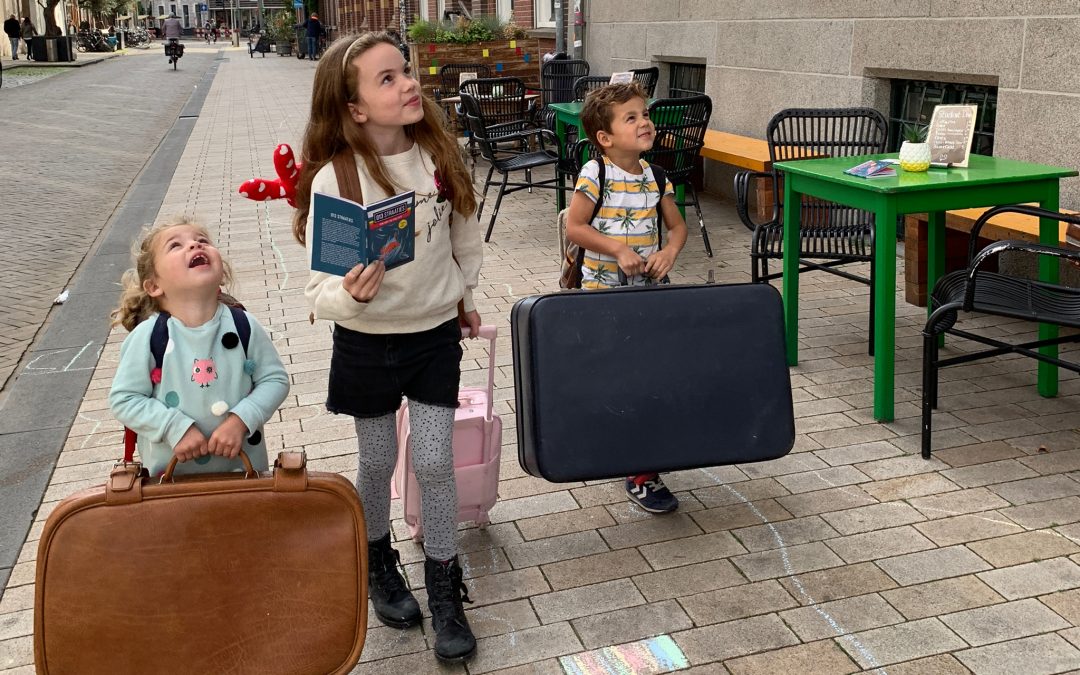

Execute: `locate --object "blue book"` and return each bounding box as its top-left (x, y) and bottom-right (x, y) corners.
top-left (310, 191), bottom-right (416, 276)
top-left (844, 159), bottom-right (896, 178)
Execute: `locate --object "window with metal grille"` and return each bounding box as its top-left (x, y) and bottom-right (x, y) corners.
top-left (888, 79), bottom-right (997, 155)
top-left (668, 63), bottom-right (705, 99)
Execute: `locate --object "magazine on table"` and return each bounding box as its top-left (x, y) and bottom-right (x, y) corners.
top-left (844, 159), bottom-right (897, 179)
top-left (310, 191), bottom-right (416, 277)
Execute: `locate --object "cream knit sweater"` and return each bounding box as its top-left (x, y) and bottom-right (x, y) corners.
top-left (304, 143), bottom-right (483, 334)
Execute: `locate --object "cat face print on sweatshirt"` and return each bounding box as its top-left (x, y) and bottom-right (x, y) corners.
top-left (191, 358), bottom-right (218, 387)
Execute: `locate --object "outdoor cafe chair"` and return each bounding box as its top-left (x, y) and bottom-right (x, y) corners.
top-left (534, 59), bottom-right (590, 131)
top-left (630, 66), bottom-right (659, 96)
top-left (434, 63), bottom-right (492, 155)
top-left (921, 206), bottom-right (1080, 458)
top-left (735, 107), bottom-right (889, 353)
top-left (460, 90), bottom-right (564, 242)
top-left (643, 95), bottom-right (714, 257)
top-left (573, 75), bottom-right (612, 101)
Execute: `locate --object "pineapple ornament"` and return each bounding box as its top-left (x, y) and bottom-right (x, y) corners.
top-left (898, 123), bottom-right (931, 172)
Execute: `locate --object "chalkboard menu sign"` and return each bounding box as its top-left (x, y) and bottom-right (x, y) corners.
top-left (927, 104), bottom-right (978, 168)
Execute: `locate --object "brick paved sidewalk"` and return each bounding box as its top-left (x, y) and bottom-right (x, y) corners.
top-left (4, 48), bottom-right (1080, 674)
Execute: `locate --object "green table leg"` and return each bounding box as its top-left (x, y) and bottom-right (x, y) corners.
top-left (1039, 185), bottom-right (1061, 397)
top-left (675, 184), bottom-right (686, 219)
top-left (927, 211), bottom-right (946, 347)
top-left (873, 200), bottom-right (899, 422)
top-left (782, 177), bottom-right (801, 366)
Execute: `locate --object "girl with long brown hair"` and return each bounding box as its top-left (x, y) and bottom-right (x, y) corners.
top-left (293, 32), bottom-right (482, 663)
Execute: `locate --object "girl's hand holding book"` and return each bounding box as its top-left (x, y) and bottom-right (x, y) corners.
top-left (208, 414), bottom-right (248, 459)
top-left (343, 261), bottom-right (385, 303)
top-left (174, 424), bottom-right (209, 462)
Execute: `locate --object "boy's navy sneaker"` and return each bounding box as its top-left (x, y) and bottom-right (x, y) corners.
top-left (625, 474), bottom-right (678, 513)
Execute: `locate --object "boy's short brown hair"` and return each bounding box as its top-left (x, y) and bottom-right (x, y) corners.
top-left (580, 81), bottom-right (648, 149)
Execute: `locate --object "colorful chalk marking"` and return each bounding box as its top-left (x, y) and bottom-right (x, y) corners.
top-left (559, 635), bottom-right (688, 675)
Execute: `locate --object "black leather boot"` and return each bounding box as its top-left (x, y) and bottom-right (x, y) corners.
top-left (367, 534), bottom-right (421, 628)
top-left (424, 556), bottom-right (476, 662)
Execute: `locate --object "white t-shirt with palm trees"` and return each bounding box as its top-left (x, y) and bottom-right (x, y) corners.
top-left (574, 156), bottom-right (673, 289)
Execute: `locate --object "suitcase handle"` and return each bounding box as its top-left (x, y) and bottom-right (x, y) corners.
top-left (461, 325), bottom-right (497, 422)
top-left (160, 450), bottom-right (257, 482)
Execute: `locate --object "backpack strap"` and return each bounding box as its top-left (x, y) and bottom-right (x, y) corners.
top-left (124, 307), bottom-right (252, 463)
top-left (571, 157), bottom-right (607, 284)
top-left (650, 162), bottom-right (667, 249)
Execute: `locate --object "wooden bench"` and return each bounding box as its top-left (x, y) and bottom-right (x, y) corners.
top-left (699, 130), bottom-right (773, 220)
top-left (905, 205), bottom-right (1078, 306)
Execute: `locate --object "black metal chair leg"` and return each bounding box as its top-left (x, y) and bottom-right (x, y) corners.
top-left (921, 332), bottom-right (935, 459)
top-left (484, 172), bottom-right (509, 242)
top-left (477, 164), bottom-right (495, 220)
top-left (526, 168), bottom-right (532, 193)
top-left (686, 183), bottom-right (711, 257)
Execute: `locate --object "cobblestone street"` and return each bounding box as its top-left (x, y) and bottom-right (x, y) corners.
top-left (3, 45), bottom-right (1080, 675)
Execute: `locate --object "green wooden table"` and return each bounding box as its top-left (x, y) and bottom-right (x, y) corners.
top-left (548, 100), bottom-right (686, 212)
top-left (774, 153), bottom-right (1077, 422)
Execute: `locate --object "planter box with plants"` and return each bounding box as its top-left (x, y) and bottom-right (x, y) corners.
top-left (264, 10), bottom-right (295, 57)
top-left (406, 17), bottom-right (547, 101)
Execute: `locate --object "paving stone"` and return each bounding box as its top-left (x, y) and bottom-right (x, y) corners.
top-left (531, 579), bottom-right (643, 624)
top-left (812, 441), bottom-right (903, 467)
top-left (738, 453), bottom-right (830, 479)
top-left (875, 545), bottom-right (992, 586)
top-left (722, 639), bottom-right (859, 675)
top-left (821, 502), bottom-right (926, 535)
top-left (882, 574), bottom-right (1006, 621)
top-left (968, 530), bottom-right (1080, 567)
top-left (598, 513), bottom-right (704, 549)
top-left (955, 633), bottom-right (1080, 675)
top-left (488, 491), bottom-right (579, 523)
top-left (978, 558), bottom-right (1080, 600)
top-left (690, 499), bottom-right (793, 533)
top-left (928, 441), bottom-right (1027, 468)
top-left (673, 614), bottom-right (799, 664)
top-left (679, 580), bottom-right (798, 626)
top-left (908, 487), bottom-right (1012, 519)
top-left (570, 599), bottom-right (693, 650)
top-left (637, 531), bottom-right (746, 570)
top-left (730, 515), bottom-right (841, 552)
top-left (776, 486), bottom-right (879, 518)
top-left (1002, 496), bottom-right (1080, 529)
top-left (350, 650), bottom-right (464, 674)
top-left (826, 526), bottom-right (936, 564)
top-left (859, 472), bottom-right (960, 502)
top-left (835, 617), bottom-right (966, 669)
top-left (515, 505), bottom-right (616, 541)
top-left (731, 541), bottom-right (845, 582)
top-left (869, 654), bottom-right (970, 675)
top-left (1042, 589), bottom-right (1080, 626)
top-left (775, 466), bottom-right (873, 494)
top-left (914, 511), bottom-right (1024, 546)
top-left (988, 474), bottom-right (1080, 506)
top-left (940, 459), bottom-right (1040, 488)
top-left (778, 561), bottom-right (899, 607)
top-left (541, 549), bottom-right (652, 592)
top-left (503, 530), bottom-right (610, 569)
top-left (464, 599), bottom-right (541, 640)
top-left (692, 478), bottom-right (791, 509)
top-left (467, 622), bottom-right (582, 674)
top-left (941, 598), bottom-right (1069, 646)
top-left (358, 625), bottom-right (429, 663)
top-left (632, 559), bottom-right (747, 602)
top-left (779, 593), bottom-right (904, 642)
top-left (465, 568), bottom-right (550, 609)
top-left (854, 455), bottom-right (950, 481)
top-left (1019, 448), bottom-right (1080, 475)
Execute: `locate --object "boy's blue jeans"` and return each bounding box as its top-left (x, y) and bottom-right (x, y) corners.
top-left (306, 36), bottom-right (317, 57)
top-left (9, 37), bottom-right (19, 58)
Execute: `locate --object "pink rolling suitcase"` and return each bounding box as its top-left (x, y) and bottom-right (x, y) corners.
top-left (392, 325), bottom-right (501, 542)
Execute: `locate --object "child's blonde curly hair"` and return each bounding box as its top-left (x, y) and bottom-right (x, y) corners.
top-left (111, 219), bottom-right (237, 332)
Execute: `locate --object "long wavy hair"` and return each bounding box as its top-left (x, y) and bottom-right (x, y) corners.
top-left (112, 219), bottom-right (237, 332)
top-left (292, 32), bottom-right (476, 245)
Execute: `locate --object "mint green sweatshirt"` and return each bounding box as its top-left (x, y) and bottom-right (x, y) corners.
top-left (109, 304), bottom-right (290, 476)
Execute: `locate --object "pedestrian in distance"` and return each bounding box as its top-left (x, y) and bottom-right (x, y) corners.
top-left (109, 220), bottom-right (290, 478)
top-left (563, 81), bottom-right (689, 514)
top-left (20, 17), bottom-right (36, 60)
top-left (301, 12), bottom-right (323, 60)
top-left (4, 15), bottom-right (20, 60)
top-left (291, 31), bottom-right (483, 663)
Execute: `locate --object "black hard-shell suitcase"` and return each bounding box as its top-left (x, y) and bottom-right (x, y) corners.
top-left (511, 283), bottom-right (795, 482)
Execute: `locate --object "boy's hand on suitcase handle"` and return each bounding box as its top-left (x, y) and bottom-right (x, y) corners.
top-left (174, 424), bottom-right (209, 462)
top-left (645, 249), bottom-right (676, 280)
top-left (343, 261), bottom-right (384, 303)
top-left (615, 246), bottom-right (646, 277)
top-left (208, 414), bottom-right (247, 459)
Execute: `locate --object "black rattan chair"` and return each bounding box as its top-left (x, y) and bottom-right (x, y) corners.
top-left (631, 66), bottom-right (659, 96)
top-left (573, 75), bottom-right (611, 101)
top-left (921, 205), bottom-right (1080, 458)
top-left (735, 107), bottom-right (889, 353)
top-left (535, 58), bottom-right (589, 130)
top-left (434, 63), bottom-right (491, 104)
top-left (643, 95), bottom-right (714, 257)
top-left (460, 89), bottom-right (564, 242)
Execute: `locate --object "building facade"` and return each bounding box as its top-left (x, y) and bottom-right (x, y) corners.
top-left (584, 1), bottom-right (1080, 208)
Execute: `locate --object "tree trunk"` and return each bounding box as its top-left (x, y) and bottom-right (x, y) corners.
top-left (43, 0), bottom-right (62, 35)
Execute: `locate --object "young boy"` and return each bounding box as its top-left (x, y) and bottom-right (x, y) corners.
top-left (564, 82), bottom-right (689, 514)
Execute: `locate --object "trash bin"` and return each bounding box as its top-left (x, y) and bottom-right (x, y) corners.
top-left (55, 36), bottom-right (76, 61)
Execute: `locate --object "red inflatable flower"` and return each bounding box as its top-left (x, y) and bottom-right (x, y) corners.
top-left (238, 144), bottom-right (303, 208)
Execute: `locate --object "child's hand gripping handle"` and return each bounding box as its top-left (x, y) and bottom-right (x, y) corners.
top-left (461, 325), bottom-right (497, 422)
top-left (160, 449), bottom-right (257, 481)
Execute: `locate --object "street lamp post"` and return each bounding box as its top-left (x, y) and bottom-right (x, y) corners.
top-left (231, 0), bottom-right (238, 45)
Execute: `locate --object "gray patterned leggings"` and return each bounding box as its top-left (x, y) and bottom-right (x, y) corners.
top-left (354, 401), bottom-right (458, 561)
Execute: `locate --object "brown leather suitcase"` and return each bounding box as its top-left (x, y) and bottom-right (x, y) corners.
top-left (34, 451), bottom-right (367, 674)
